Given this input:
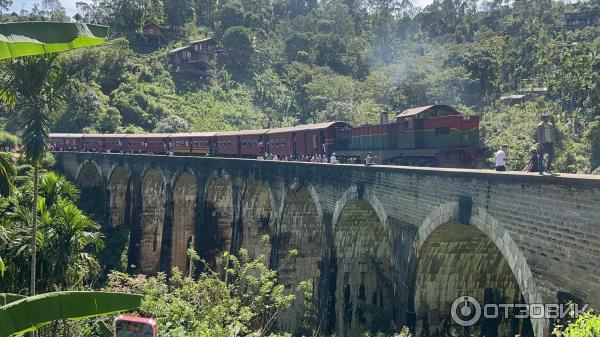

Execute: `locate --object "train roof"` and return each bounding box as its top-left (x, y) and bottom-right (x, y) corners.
top-left (237, 129), bottom-right (269, 136)
top-left (215, 130), bottom-right (240, 136)
top-left (396, 105), bottom-right (459, 118)
top-left (169, 132), bottom-right (219, 138)
top-left (50, 133), bottom-right (83, 137)
top-left (124, 133), bottom-right (171, 138)
top-left (266, 121), bottom-right (350, 134)
top-left (83, 133), bottom-right (126, 138)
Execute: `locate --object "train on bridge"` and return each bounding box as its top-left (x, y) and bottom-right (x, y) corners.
top-left (50, 104), bottom-right (484, 168)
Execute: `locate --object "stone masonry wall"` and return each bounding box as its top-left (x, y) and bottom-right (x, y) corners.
top-left (56, 152), bottom-right (600, 337)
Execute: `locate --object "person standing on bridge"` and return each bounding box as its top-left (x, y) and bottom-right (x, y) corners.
top-left (535, 113), bottom-right (557, 174)
top-left (330, 152), bottom-right (337, 164)
top-left (365, 152), bottom-right (377, 166)
top-left (495, 144), bottom-right (509, 171)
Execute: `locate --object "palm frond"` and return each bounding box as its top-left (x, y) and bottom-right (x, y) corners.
top-left (0, 22), bottom-right (109, 60)
top-left (0, 153), bottom-right (16, 197)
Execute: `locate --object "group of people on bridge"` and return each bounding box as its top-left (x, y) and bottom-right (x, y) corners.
top-left (494, 114), bottom-right (557, 174)
top-left (259, 152), bottom-right (378, 166)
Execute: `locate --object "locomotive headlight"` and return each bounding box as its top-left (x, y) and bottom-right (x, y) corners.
top-left (462, 116), bottom-right (471, 121)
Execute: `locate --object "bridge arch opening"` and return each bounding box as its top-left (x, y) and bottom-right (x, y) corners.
top-left (171, 171), bottom-right (198, 275)
top-left (138, 168), bottom-right (167, 274)
top-left (107, 166), bottom-right (132, 228)
top-left (334, 199), bottom-right (394, 337)
top-left (277, 185), bottom-right (323, 331)
top-left (415, 222), bottom-right (534, 337)
top-left (104, 165), bottom-right (133, 272)
top-left (76, 161), bottom-right (103, 218)
top-left (240, 181), bottom-right (272, 264)
top-left (201, 176), bottom-right (234, 273)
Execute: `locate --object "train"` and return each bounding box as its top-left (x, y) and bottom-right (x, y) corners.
top-left (50, 104), bottom-right (484, 168)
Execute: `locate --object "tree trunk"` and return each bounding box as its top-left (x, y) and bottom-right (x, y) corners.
top-left (30, 165), bottom-right (39, 296)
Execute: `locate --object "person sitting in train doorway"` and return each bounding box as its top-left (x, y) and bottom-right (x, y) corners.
top-left (522, 147), bottom-right (540, 173)
top-left (535, 113), bottom-right (557, 175)
top-left (495, 144), bottom-right (509, 171)
top-left (365, 152), bottom-right (377, 166)
top-left (330, 152), bottom-right (337, 164)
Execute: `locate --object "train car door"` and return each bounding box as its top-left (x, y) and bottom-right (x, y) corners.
top-left (292, 133), bottom-right (297, 155)
top-left (398, 117), bottom-right (416, 149)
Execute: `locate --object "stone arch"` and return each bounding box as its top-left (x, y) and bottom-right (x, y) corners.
top-left (414, 202), bottom-right (543, 337)
top-left (333, 194), bottom-right (394, 337)
top-left (138, 168), bottom-right (167, 274)
top-left (75, 160), bottom-right (102, 186)
top-left (171, 170), bottom-right (198, 274)
top-left (240, 181), bottom-right (273, 265)
top-left (331, 186), bottom-right (388, 236)
top-left (276, 183), bottom-right (324, 331)
top-left (103, 164), bottom-right (134, 273)
top-left (107, 165), bottom-right (132, 228)
top-left (76, 161), bottom-right (104, 219)
top-left (201, 175), bottom-right (234, 273)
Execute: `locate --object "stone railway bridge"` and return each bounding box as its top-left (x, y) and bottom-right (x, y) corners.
top-left (54, 152), bottom-right (600, 337)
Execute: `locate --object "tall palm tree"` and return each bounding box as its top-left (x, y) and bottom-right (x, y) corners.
top-left (0, 55), bottom-right (71, 296)
top-left (0, 21), bottom-right (108, 296)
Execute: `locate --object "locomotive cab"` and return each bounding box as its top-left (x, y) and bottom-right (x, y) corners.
top-left (396, 104), bottom-right (475, 149)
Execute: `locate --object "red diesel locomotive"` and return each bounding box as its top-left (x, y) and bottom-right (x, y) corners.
top-left (50, 104), bottom-right (484, 168)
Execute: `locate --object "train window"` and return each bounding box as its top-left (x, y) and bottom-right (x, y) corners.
top-left (435, 127), bottom-right (450, 135)
top-left (404, 118), bottom-right (414, 129)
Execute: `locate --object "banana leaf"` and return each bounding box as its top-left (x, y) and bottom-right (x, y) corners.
top-left (0, 294), bottom-right (25, 307)
top-left (0, 291), bottom-right (142, 337)
top-left (0, 22), bottom-right (109, 60)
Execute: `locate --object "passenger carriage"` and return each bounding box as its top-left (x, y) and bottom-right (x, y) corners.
top-left (50, 133), bottom-right (83, 151)
top-left (214, 131), bottom-right (240, 156)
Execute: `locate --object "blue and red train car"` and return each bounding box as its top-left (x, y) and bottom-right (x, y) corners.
top-left (50, 104), bottom-right (484, 168)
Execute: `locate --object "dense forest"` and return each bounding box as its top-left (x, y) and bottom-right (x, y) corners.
top-left (2, 0), bottom-right (600, 172)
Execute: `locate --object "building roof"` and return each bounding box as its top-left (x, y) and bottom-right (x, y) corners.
top-left (500, 94), bottom-right (526, 100)
top-left (190, 37), bottom-right (217, 44)
top-left (170, 45), bottom-right (191, 53)
top-left (518, 87), bottom-right (548, 93)
top-left (396, 104), bottom-right (459, 118)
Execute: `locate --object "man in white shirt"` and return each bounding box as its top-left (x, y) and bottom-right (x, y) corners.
top-left (330, 152), bottom-right (337, 164)
top-left (495, 144), bottom-right (509, 171)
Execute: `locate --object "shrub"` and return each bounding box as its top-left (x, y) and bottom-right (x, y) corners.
top-left (0, 131), bottom-right (19, 150)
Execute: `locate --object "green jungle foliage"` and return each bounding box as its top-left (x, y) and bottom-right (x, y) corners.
top-left (101, 249), bottom-right (296, 337)
top-left (0, 164), bottom-right (104, 295)
top-left (554, 308), bottom-right (600, 337)
top-left (2, 0), bottom-right (600, 172)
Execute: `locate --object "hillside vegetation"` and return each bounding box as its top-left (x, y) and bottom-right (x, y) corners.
top-left (2, 0), bottom-right (600, 172)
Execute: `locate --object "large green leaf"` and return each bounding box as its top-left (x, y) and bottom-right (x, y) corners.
top-left (0, 291), bottom-right (142, 337)
top-left (0, 22), bottom-right (109, 60)
top-left (0, 294), bottom-right (26, 307)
